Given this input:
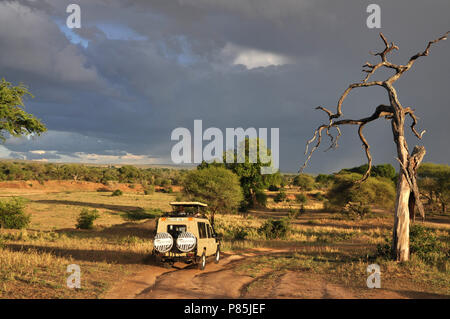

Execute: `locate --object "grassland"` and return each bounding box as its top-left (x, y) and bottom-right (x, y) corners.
top-left (0, 181), bottom-right (449, 298)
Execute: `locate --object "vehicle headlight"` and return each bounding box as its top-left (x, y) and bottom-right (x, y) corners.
top-left (153, 232), bottom-right (173, 253)
top-left (176, 232), bottom-right (197, 252)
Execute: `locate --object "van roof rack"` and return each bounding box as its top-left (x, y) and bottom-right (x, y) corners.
top-left (169, 201), bottom-right (208, 207)
top-left (164, 201), bottom-right (208, 218)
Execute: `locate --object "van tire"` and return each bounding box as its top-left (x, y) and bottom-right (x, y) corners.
top-left (198, 251), bottom-right (206, 270)
top-left (214, 246), bottom-right (220, 264)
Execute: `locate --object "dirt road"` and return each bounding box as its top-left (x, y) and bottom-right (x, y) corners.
top-left (103, 250), bottom-right (443, 299)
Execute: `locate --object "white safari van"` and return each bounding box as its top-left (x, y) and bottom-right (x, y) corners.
top-left (152, 202), bottom-right (220, 270)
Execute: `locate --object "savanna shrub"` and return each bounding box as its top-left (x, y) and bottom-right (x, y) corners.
top-left (255, 191), bottom-right (267, 207)
top-left (293, 174), bottom-right (315, 190)
top-left (259, 218), bottom-right (291, 239)
top-left (111, 189), bottom-right (123, 196)
top-left (143, 185), bottom-right (155, 195)
top-left (341, 203), bottom-right (372, 220)
top-left (375, 224), bottom-right (448, 266)
top-left (76, 209), bottom-right (100, 229)
top-left (0, 198), bottom-right (30, 229)
top-left (328, 173), bottom-right (395, 213)
top-left (274, 190), bottom-right (287, 203)
top-left (409, 224), bottom-right (448, 265)
top-left (295, 193), bottom-right (308, 204)
top-left (231, 227), bottom-right (248, 240)
top-left (268, 185), bottom-right (279, 191)
top-left (312, 192), bottom-right (325, 201)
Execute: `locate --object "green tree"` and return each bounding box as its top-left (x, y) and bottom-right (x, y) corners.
top-left (293, 174), bottom-right (315, 190)
top-left (0, 197), bottom-right (30, 229)
top-left (0, 79), bottom-right (46, 140)
top-left (274, 189), bottom-right (287, 203)
top-left (183, 166), bottom-right (243, 225)
top-left (418, 163), bottom-right (450, 213)
top-left (225, 138), bottom-right (270, 211)
top-left (327, 173), bottom-right (395, 218)
top-left (199, 138), bottom-right (276, 211)
top-left (315, 174), bottom-right (334, 188)
top-left (295, 193), bottom-right (308, 204)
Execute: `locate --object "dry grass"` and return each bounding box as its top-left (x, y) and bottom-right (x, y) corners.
top-left (0, 187), bottom-right (175, 298)
top-left (0, 182), bottom-right (449, 298)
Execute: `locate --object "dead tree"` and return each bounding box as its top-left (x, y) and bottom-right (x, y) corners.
top-left (301, 31), bottom-right (448, 262)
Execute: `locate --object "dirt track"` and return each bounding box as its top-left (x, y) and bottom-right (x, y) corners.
top-left (102, 250), bottom-right (444, 299)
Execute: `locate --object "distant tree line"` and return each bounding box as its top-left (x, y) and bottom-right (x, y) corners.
top-left (0, 161), bottom-right (187, 186)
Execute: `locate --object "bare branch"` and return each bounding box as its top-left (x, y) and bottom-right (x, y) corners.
top-left (405, 107), bottom-right (426, 139)
top-left (357, 124), bottom-right (372, 182)
top-left (300, 125), bottom-right (327, 172)
top-left (300, 105), bottom-right (393, 173)
top-left (333, 81), bottom-right (384, 119)
top-left (407, 31), bottom-right (449, 67)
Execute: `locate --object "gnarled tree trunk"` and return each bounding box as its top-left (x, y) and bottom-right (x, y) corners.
top-left (301, 31), bottom-right (447, 262)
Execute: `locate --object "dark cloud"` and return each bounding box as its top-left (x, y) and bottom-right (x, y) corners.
top-left (0, 0), bottom-right (448, 172)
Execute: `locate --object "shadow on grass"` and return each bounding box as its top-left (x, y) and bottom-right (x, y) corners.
top-left (56, 219), bottom-right (158, 240)
top-left (32, 199), bottom-right (145, 213)
top-left (393, 290), bottom-right (450, 299)
top-left (4, 243), bottom-right (158, 265)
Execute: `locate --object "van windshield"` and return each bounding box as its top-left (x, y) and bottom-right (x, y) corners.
top-left (167, 224), bottom-right (187, 238)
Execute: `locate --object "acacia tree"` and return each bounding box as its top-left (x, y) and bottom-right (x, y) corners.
top-left (301, 32), bottom-right (448, 262)
top-left (0, 78), bottom-right (46, 140)
top-left (182, 166), bottom-right (243, 226)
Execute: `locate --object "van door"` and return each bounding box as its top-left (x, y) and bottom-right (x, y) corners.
top-left (205, 223), bottom-right (218, 256)
top-left (197, 221), bottom-right (208, 256)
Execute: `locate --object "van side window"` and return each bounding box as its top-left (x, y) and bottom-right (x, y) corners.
top-left (198, 222), bottom-right (207, 239)
top-left (206, 224), bottom-right (211, 238)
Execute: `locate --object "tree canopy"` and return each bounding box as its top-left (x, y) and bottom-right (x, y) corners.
top-left (328, 173), bottom-right (396, 217)
top-left (182, 166), bottom-right (243, 218)
top-left (198, 138), bottom-right (277, 211)
top-left (0, 79), bottom-right (46, 141)
top-left (418, 163), bottom-right (450, 213)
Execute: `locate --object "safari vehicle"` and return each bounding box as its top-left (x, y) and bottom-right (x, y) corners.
top-left (152, 202), bottom-right (220, 270)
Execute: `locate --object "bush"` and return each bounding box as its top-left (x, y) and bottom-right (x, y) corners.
top-left (293, 174), bottom-right (315, 190)
top-left (274, 190), bottom-right (287, 203)
top-left (315, 174), bottom-right (334, 188)
top-left (268, 185), bottom-right (279, 191)
top-left (255, 191), bottom-right (267, 207)
top-left (312, 192), bottom-right (325, 201)
top-left (0, 198), bottom-right (30, 229)
top-left (111, 189), bottom-right (123, 196)
top-left (76, 209), bottom-right (100, 229)
top-left (341, 203), bottom-right (372, 220)
top-left (327, 173), bottom-right (395, 213)
top-left (288, 208), bottom-right (299, 220)
top-left (259, 218), bottom-right (291, 239)
top-left (295, 193), bottom-right (308, 204)
top-left (375, 224), bottom-right (449, 266)
top-left (231, 227), bottom-right (248, 240)
top-left (123, 208), bottom-right (162, 221)
top-left (409, 224), bottom-right (448, 265)
top-left (143, 185), bottom-right (155, 195)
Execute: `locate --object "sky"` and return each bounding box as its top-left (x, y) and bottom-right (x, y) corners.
top-left (0, 0), bottom-right (448, 173)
